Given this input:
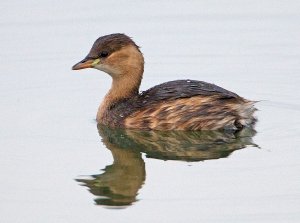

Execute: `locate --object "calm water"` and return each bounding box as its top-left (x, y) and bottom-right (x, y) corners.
top-left (1, 1), bottom-right (300, 222)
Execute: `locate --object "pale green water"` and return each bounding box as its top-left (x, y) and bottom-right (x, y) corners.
top-left (1, 1), bottom-right (300, 222)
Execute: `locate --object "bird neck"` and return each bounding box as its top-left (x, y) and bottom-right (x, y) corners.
top-left (109, 75), bottom-right (142, 102)
top-left (97, 69), bottom-right (143, 123)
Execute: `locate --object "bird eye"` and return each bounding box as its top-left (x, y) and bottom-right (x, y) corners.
top-left (99, 51), bottom-right (109, 58)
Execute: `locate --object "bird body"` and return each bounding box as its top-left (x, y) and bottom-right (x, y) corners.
top-left (72, 34), bottom-right (256, 131)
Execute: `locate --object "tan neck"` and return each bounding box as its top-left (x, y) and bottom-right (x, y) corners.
top-left (105, 75), bottom-right (141, 106)
top-left (97, 66), bottom-right (143, 123)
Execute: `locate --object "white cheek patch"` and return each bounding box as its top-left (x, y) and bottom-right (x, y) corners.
top-left (94, 64), bottom-right (121, 77)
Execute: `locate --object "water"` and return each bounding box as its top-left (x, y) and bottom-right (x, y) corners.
top-left (1, 1), bottom-right (300, 222)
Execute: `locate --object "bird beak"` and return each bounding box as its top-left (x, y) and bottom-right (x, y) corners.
top-left (72, 58), bottom-right (100, 70)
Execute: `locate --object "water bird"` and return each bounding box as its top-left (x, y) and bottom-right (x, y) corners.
top-left (72, 33), bottom-right (256, 131)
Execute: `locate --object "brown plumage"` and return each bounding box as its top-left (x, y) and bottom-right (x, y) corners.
top-left (72, 33), bottom-right (257, 131)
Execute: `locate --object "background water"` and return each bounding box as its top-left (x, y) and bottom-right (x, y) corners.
top-left (1, 0), bottom-right (300, 222)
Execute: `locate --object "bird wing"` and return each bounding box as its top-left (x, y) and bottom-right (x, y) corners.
top-left (139, 79), bottom-right (239, 101)
top-left (109, 80), bottom-right (242, 127)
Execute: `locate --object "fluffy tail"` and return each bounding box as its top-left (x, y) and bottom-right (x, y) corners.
top-left (235, 100), bottom-right (257, 129)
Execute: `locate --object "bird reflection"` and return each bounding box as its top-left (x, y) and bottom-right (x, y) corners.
top-left (76, 124), bottom-right (257, 208)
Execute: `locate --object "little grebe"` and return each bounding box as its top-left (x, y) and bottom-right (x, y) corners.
top-left (72, 33), bottom-right (256, 131)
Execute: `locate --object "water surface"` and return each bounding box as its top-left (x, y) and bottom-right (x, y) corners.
top-left (1, 1), bottom-right (300, 222)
